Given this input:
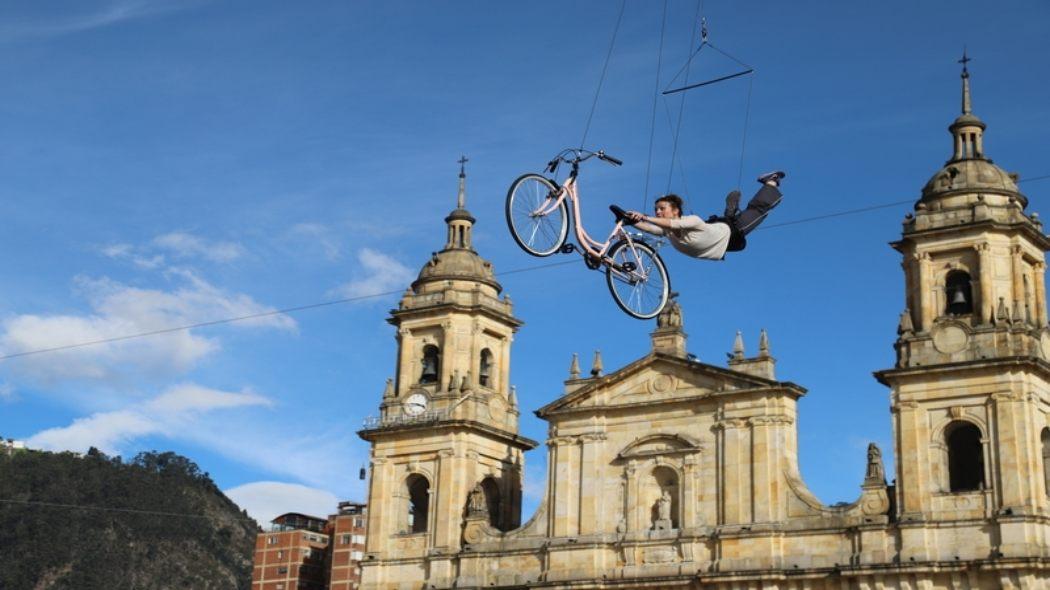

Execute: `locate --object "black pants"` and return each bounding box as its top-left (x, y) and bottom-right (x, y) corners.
top-left (720, 185), bottom-right (783, 253)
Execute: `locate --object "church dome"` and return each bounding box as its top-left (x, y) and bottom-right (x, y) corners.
top-left (921, 158), bottom-right (1022, 203)
top-left (413, 247), bottom-right (501, 291)
top-left (918, 61), bottom-right (1025, 207)
top-left (409, 159), bottom-right (502, 293)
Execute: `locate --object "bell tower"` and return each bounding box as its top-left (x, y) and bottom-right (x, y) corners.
top-left (358, 160), bottom-right (538, 588)
top-left (876, 57), bottom-right (1050, 560)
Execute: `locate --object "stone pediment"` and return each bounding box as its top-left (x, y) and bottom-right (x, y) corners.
top-left (617, 433), bottom-right (703, 460)
top-left (535, 353), bottom-right (795, 418)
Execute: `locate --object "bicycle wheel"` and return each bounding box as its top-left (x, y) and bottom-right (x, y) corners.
top-left (506, 174), bottom-right (569, 257)
top-left (605, 239), bottom-right (670, 320)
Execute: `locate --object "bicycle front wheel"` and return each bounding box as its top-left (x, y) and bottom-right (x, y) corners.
top-left (605, 240), bottom-right (670, 320)
top-left (506, 174), bottom-right (568, 257)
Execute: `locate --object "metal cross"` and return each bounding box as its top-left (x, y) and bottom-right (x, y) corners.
top-left (958, 48), bottom-right (971, 74)
top-left (458, 155), bottom-right (469, 176)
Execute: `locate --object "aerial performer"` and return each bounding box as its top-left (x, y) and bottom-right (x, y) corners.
top-left (625, 171), bottom-right (785, 260)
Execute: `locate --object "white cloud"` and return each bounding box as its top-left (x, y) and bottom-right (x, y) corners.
top-left (0, 272), bottom-right (295, 387)
top-left (0, 382), bottom-right (16, 402)
top-left (153, 232), bottom-right (245, 263)
top-left (225, 481), bottom-right (340, 526)
top-left (26, 383), bottom-right (272, 456)
top-left (28, 410), bottom-right (158, 455)
top-left (329, 248), bottom-right (415, 301)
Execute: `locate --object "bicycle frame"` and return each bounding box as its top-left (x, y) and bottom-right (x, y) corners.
top-left (531, 176), bottom-right (653, 284)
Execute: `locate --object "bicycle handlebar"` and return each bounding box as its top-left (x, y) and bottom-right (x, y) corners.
top-left (547, 148), bottom-right (622, 174)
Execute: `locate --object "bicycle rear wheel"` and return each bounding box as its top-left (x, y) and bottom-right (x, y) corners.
top-left (605, 239), bottom-right (670, 320)
top-left (506, 174), bottom-right (568, 257)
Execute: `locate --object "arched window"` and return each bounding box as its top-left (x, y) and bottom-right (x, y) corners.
top-left (945, 271), bottom-right (974, 315)
top-left (480, 477), bottom-right (502, 530)
top-left (420, 345), bottom-right (440, 384)
top-left (479, 348), bottom-right (493, 388)
top-left (1042, 428), bottom-right (1050, 497)
top-left (946, 421), bottom-right (984, 492)
top-left (406, 474), bottom-right (430, 533)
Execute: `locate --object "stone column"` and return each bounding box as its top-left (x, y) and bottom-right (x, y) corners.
top-left (434, 448), bottom-right (460, 550)
top-left (682, 455), bottom-right (700, 528)
top-left (749, 416), bottom-right (779, 523)
top-left (895, 401), bottom-right (929, 517)
top-left (550, 436), bottom-right (577, 536)
top-left (1035, 262), bottom-right (1047, 327)
top-left (1012, 246), bottom-right (1025, 310)
top-left (978, 244), bottom-right (994, 324)
top-left (918, 253), bottom-right (933, 331)
top-left (578, 433), bottom-right (605, 535)
top-left (717, 418), bottom-right (751, 525)
top-left (365, 458), bottom-right (392, 554)
top-left (440, 321), bottom-right (454, 390)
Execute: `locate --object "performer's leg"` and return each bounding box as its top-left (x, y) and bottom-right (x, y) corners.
top-left (733, 184), bottom-right (782, 235)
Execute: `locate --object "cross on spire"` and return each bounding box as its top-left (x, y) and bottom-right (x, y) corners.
top-left (456, 155), bottom-right (468, 209)
top-left (958, 47), bottom-right (971, 77)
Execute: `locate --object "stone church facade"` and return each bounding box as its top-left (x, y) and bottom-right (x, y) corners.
top-left (358, 69), bottom-right (1050, 589)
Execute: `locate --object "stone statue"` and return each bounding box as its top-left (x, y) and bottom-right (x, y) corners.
top-left (658, 490), bottom-right (672, 520)
top-left (657, 297), bottom-right (682, 329)
top-left (652, 490), bottom-right (673, 531)
top-left (865, 443), bottom-right (885, 483)
top-left (467, 484), bottom-right (487, 516)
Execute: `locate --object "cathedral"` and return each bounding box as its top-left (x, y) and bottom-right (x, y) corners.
top-left (357, 67), bottom-right (1050, 589)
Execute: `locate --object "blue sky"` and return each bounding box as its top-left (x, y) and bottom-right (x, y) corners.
top-left (1, 1), bottom-right (1048, 524)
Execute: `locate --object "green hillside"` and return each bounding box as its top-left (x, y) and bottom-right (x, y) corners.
top-left (0, 449), bottom-right (258, 589)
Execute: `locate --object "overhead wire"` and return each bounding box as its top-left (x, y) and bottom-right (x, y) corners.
top-left (579, 0), bottom-right (627, 150)
top-left (642, 0), bottom-right (669, 213)
top-left (0, 497), bottom-right (216, 521)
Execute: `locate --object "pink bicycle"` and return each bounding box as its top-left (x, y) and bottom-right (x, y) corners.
top-left (506, 148), bottom-right (670, 320)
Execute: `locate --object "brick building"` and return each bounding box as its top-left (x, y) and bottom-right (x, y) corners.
top-left (251, 504), bottom-right (368, 590)
top-left (252, 513), bottom-right (331, 590)
top-left (328, 502), bottom-right (368, 590)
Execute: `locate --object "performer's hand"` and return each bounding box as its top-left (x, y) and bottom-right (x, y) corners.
top-left (626, 211), bottom-right (645, 222)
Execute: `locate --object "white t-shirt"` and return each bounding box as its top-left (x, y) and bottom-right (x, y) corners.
top-left (635, 215), bottom-right (731, 260)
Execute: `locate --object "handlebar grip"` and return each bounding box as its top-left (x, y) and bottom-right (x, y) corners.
top-left (600, 153), bottom-right (623, 166)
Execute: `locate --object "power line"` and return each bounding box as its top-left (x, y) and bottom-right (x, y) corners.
top-left (0, 174), bottom-right (1047, 362)
top-left (0, 258), bottom-right (575, 361)
top-left (0, 497), bottom-right (214, 520)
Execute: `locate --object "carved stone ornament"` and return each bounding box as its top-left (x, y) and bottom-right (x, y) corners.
top-left (865, 443), bottom-right (885, 483)
top-left (647, 374), bottom-right (676, 395)
top-left (931, 322), bottom-right (969, 354)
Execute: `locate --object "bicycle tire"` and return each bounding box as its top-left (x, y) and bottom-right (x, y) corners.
top-left (506, 174), bottom-right (569, 257)
top-left (605, 239), bottom-right (670, 320)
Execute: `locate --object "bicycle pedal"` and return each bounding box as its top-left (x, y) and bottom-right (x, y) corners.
top-left (622, 262), bottom-right (636, 272)
top-left (584, 254), bottom-right (602, 270)
top-left (560, 243), bottom-right (576, 254)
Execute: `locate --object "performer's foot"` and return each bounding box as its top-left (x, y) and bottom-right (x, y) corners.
top-left (757, 170), bottom-right (786, 186)
top-left (723, 190), bottom-right (741, 218)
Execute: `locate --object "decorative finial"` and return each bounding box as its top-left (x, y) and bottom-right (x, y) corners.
top-left (569, 353), bottom-right (580, 379)
top-left (1012, 300), bottom-right (1023, 324)
top-left (457, 155), bottom-right (468, 209)
top-left (897, 309), bottom-right (914, 335)
top-left (509, 385), bottom-right (518, 407)
top-left (958, 48), bottom-right (972, 115)
top-left (758, 329), bottom-right (770, 358)
top-left (732, 331), bottom-right (745, 360)
top-left (996, 297), bottom-right (1009, 324)
top-left (461, 371), bottom-right (472, 393)
top-left (590, 350), bottom-right (603, 377)
top-left (383, 378), bottom-right (394, 398)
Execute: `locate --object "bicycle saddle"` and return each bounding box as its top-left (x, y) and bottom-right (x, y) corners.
top-left (609, 205), bottom-right (637, 226)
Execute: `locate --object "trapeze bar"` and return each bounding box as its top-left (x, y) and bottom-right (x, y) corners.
top-left (662, 68), bottom-right (753, 96)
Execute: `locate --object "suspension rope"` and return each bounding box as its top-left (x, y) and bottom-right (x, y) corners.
top-left (579, 0), bottom-right (627, 149)
top-left (735, 73), bottom-right (754, 190)
top-left (665, 0), bottom-right (704, 195)
top-left (643, 0), bottom-right (669, 212)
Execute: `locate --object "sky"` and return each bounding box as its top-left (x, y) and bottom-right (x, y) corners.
top-left (1, 0), bottom-right (1048, 526)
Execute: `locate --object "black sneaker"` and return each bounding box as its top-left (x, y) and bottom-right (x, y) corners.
top-left (723, 190), bottom-right (741, 218)
top-left (757, 170), bottom-right (786, 185)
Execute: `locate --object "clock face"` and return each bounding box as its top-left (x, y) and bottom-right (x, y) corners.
top-left (404, 393), bottom-right (428, 416)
